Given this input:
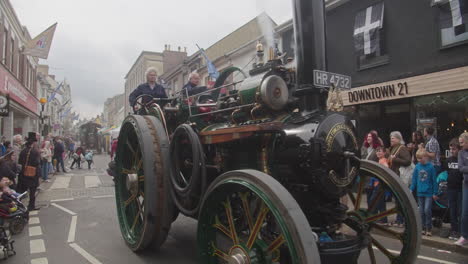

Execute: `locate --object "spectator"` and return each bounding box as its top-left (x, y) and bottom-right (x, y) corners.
top-left (40, 141), bottom-right (52, 182)
top-left (388, 131), bottom-right (412, 227)
top-left (17, 132), bottom-right (41, 211)
top-left (408, 131), bottom-right (424, 165)
top-left (361, 132), bottom-right (381, 162)
top-left (0, 149), bottom-right (18, 188)
top-left (12, 134), bottom-right (23, 163)
top-left (53, 139), bottom-right (67, 173)
top-left (424, 127), bottom-right (441, 173)
top-left (369, 130), bottom-right (385, 147)
top-left (410, 149), bottom-right (438, 236)
top-left (455, 132), bottom-right (468, 246)
top-left (444, 138), bottom-right (463, 240)
top-left (85, 150), bottom-right (94, 170)
top-left (70, 146), bottom-right (83, 170)
top-left (110, 138), bottom-right (118, 160)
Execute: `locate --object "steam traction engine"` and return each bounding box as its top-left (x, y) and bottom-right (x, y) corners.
top-left (111, 0), bottom-right (421, 263)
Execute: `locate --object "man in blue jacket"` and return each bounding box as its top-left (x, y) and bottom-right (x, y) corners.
top-left (128, 67), bottom-right (167, 113)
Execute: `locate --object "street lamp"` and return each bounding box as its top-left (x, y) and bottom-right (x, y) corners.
top-left (39, 97), bottom-right (47, 136)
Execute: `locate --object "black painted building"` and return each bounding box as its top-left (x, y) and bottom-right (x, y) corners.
top-left (278, 0), bottom-right (468, 152)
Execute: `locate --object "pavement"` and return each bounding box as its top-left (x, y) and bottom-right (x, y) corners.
top-left (2, 154), bottom-right (468, 264)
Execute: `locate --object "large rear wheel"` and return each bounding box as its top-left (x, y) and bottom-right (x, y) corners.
top-left (344, 160), bottom-right (421, 263)
top-left (114, 115), bottom-right (174, 251)
top-left (198, 170), bottom-right (320, 264)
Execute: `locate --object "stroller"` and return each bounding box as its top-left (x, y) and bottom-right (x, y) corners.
top-left (0, 191), bottom-right (29, 234)
top-left (0, 192), bottom-right (28, 259)
top-left (432, 171), bottom-right (450, 228)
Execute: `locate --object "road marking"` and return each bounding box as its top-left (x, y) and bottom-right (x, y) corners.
top-left (31, 257), bottom-right (48, 264)
top-left (30, 239), bottom-right (46, 254)
top-left (29, 217), bottom-right (40, 225)
top-left (69, 243), bottom-right (103, 264)
top-left (92, 194), bottom-right (114, 199)
top-left (50, 176), bottom-right (71, 189)
top-left (29, 226), bottom-right (43, 237)
top-left (85, 176), bottom-right (101, 188)
top-left (50, 198), bottom-right (74, 203)
top-left (372, 247), bottom-right (458, 264)
top-left (29, 210), bottom-right (39, 216)
top-left (51, 203), bottom-right (77, 216)
top-left (67, 215), bottom-right (78, 243)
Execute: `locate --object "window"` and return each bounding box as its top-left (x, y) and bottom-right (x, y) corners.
top-left (353, 2), bottom-right (389, 70)
top-left (9, 38), bottom-right (14, 71)
top-left (2, 29), bottom-right (7, 65)
top-left (436, 0), bottom-right (468, 48)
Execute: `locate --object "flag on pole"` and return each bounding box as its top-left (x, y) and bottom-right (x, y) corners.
top-left (22, 23), bottom-right (58, 59)
top-left (47, 81), bottom-right (63, 102)
top-left (72, 113), bottom-right (80, 121)
top-left (353, 3), bottom-right (385, 55)
top-left (196, 44), bottom-right (219, 80)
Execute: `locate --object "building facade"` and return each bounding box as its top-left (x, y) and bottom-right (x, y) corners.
top-left (325, 0), bottom-right (468, 151)
top-left (37, 64), bottom-right (73, 137)
top-left (0, 0), bottom-right (41, 141)
top-left (161, 13), bottom-right (276, 95)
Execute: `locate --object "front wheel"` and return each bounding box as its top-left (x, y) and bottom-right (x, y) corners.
top-left (198, 170), bottom-right (320, 264)
top-left (114, 115), bottom-right (174, 251)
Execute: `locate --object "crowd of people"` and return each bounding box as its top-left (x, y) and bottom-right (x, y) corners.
top-left (0, 132), bottom-right (95, 211)
top-left (361, 128), bottom-right (468, 246)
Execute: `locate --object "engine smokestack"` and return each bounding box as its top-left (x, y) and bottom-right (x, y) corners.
top-left (292, 0), bottom-right (327, 111)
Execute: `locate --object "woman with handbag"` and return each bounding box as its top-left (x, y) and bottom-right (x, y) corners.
top-left (388, 131), bottom-right (412, 227)
top-left (17, 132), bottom-right (41, 211)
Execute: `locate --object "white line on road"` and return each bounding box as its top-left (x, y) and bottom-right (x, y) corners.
top-left (91, 195), bottom-right (114, 199)
top-left (29, 226), bottom-right (43, 237)
top-left (69, 243), bottom-right (103, 264)
top-left (31, 257), bottom-right (48, 264)
top-left (50, 198), bottom-right (75, 203)
top-left (29, 210), bottom-right (39, 216)
top-left (50, 176), bottom-right (71, 189)
top-left (67, 215), bottom-right (78, 243)
top-left (30, 239), bottom-right (46, 254)
top-left (29, 217), bottom-right (40, 225)
top-left (85, 176), bottom-right (101, 188)
top-left (372, 246), bottom-right (458, 264)
top-left (51, 203), bottom-right (77, 216)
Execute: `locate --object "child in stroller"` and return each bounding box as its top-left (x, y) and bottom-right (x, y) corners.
top-left (0, 177), bottom-right (29, 234)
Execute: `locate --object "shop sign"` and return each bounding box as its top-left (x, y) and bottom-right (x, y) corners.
top-left (347, 81), bottom-right (409, 104)
top-left (0, 94), bottom-right (9, 116)
top-left (0, 67), bottom-right (39, 114)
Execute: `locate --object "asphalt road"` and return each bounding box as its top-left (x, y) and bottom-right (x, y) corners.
top-left (4, 154), bottom-right (468, 264)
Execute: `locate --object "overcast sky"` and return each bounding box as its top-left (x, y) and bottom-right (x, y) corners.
top-left (10, 0), bottom-right (292, 119)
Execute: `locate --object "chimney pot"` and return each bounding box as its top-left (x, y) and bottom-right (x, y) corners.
top-left (178, 46), bottom-right (181, 52)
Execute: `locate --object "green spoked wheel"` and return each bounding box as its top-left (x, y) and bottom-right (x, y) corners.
top-left (198, 170), bottom-right (320, 264)
top-left (344, 160), bottom-right (421, 264)
top-left (114, 115), bottom-right (174, 251)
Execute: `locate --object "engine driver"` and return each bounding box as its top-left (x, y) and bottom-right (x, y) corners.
top-left (182, 72), bottom-right (207, 97)
top-left (128, 67), bottom-right (167, 112)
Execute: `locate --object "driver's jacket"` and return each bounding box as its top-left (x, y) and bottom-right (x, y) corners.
top-left (129, 82), bottom-right (167, 107)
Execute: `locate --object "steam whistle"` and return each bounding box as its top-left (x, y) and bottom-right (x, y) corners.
top-left (256, 41), bottom-right (265, 66)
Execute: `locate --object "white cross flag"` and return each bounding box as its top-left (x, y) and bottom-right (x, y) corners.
top-left (353, 2), bottom-right (384, 55)
top-left (22, 23), bottom-right (57, 59)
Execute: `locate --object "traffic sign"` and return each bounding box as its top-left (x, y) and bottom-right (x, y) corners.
top-left (313, 70), bottom-right (352, 90)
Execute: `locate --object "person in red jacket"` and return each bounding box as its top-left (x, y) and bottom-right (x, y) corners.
top-left (110, 139), bottom-right (118, 161)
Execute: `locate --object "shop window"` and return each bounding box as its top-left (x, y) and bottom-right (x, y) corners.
top-left (353, 2), bottom-right (389, 70)
top-left (434, 0), bottom-right (468, 48)
top-left (414, 90), bottom-right (468, 151)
